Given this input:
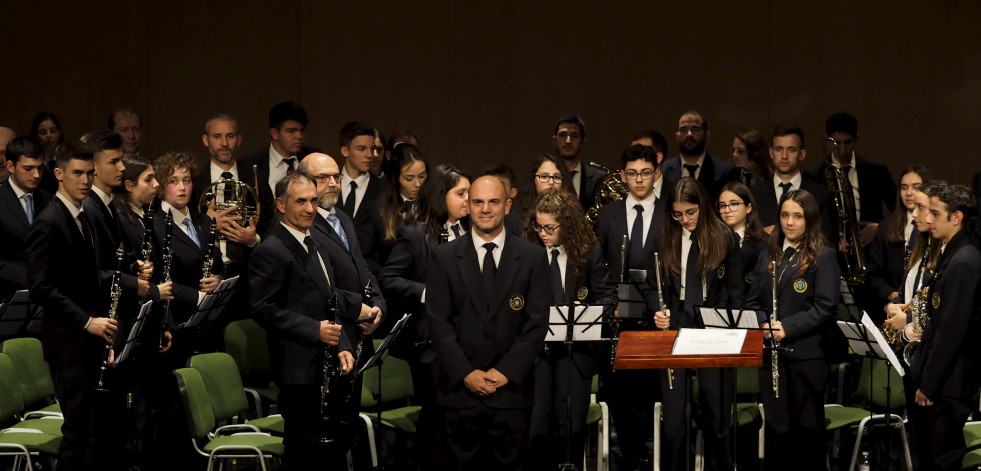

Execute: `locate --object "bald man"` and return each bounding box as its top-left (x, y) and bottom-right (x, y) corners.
top-left (0, 126), bottom-right (15, 182)
top-left (426, 176), bottom-right (549, 470)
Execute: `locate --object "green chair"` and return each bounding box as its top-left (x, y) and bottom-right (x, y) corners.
top-left (0, 338), bottom-right (61, 415)
top-left (187, 353), bottom-right (284, 436)
top-left (584, 374), bottom-right (609, 471)
top-left (359, 340), bottom-right (422, 468)
top-left (963, 447), bottom-right (981, 469)
top-left (824, 358), bottom-right (912, 471)
top-left (0, 353), bottom-right (61, 471)
top-left (223, 320), bottom-right (279, 414)
top-left (174, 367), bottom-right (283, 471)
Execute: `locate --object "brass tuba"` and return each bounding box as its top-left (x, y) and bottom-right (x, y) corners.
top-left (586, 162), bottom-right (629, 224)
top-left (822, 137), bottom-right (868, 284)
top-left (197, 164), bottom-right (261, 237)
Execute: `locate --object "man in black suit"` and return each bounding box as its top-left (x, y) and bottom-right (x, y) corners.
top-left (594, 143), bottom-right (667, 469)
top-left (0, 136), bottom-right (52, 300)
top-left (249, 171), bottom-right (368, 470)
top-left (239, 101), bottom-right (318, 234)
top-left (337, 121), bottom-right (386, 272)
top-left (427, 176), bottom-right (548, 470)
top-left (662, 111), bottom-right (732, 198)
top-left (908, 183), bottom-right (981, 470)
top-left (751, 125), bottom-right (834, 242)
top-left (108, 108), bottom-right (142, 155)
top-left (27, 139), bottom-right (118, 470)
top-left (0, 126), bottom-right (14, 183)
top-left (552, 113), bottom-right (603, 210)
top-left (805, 112), bottom-right (896, 247)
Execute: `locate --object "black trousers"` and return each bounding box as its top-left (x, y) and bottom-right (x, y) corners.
top-left (759, 358), bottom-right (828, 471)
top-left (658, 368), bottom-right (733, 471)
top-left (52, 359), bottom-right (123, 471)
top-left (528, 353), bottom-right (593, 469)
top-left (910, 395), bottom-right (971, 471)
top-left (278, 384), bottom-right (348, 471)
top-left (437, 403), bottom-right (531, 471)
top-left (605, 368), bottom-right (657, 467)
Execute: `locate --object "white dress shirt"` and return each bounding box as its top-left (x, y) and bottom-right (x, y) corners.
top-left (571, 161), bottom-right (583, 197)
top-left (472, 229), bottom-right (507, 272)
top-left (211, 162), bottom-right (239, 182)
top-left (772, 173), bottom-right (803, 206)
top-left (547, 245), bottom-right (568, 290)
top-left (624, 191), bottom-right (657, 243)
top-left (9, 179), bottom-right (30, 217)
top-left (832, 152), bottom-right (861, 218)
top-left (267, 144), bottom-right (296, 195)
top-left (681, 154), bottom-right (706, 179)
top-left (340, 166), bottom-right (371, 216)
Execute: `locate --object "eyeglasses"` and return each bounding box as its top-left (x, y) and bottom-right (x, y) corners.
top-left (670, 207), bottom-right (700, 220)
top-left (678, 126), bottom-right (703, 135)
top-left (314, 173), bottom-right (342, 183)
top-left (532, 222), bottom-right (561, 235)
top-left (535, 173), bottom-right (563, 183)
top-left (718, 201), bottom-right (744, 212)
top-left (623, 169), bottom-right (655, 181)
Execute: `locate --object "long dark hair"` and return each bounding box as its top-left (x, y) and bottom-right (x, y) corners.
top-left (887, 165), bottom-right (932, 244)
top-left (733, 129), bottom-right (772, 182)
top-left (523, 189), bottom-right (597, 277)
top-left (379, 143), bottom-right (427, 240)
top-left (113, 153), bottom-right (153, 225)
top-left (769, 189), bottom-right (824, 276)
top-left (662, 177), bottom-right (733, 278)
top-left (908, 181), bottom-right (943, 271)
top-left (719, 181), bottom-right (766, 245)
top-left (416, 164), bottom-right (470, 243)
top-left (517, 154), bottom-right (575, 214)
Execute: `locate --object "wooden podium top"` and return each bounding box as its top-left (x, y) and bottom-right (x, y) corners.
top-left (613, 330), bottom-right (764, 370)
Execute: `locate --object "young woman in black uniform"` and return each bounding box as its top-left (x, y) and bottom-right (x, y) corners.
top-left (718, 181), bottom-right (769, 301)
top-left (745, 189), bottom-right (840, 471)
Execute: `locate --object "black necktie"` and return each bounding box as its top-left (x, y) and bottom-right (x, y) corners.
top-left (220, 171), bottom-right (234, 180)
top-left (304, 235), bottom-right (330, 288)
top-left (550, 248), bottom-right (564, 305)
top-left (742, 170), bottom-right (751, 186)
top-left (342, 181), bottom-right (358, 216)
top-left (780, 246), bottom-right (796, 285)
top-left (482, 242), bottom-right (497, 303)
top-left (778, 182), bottom-right (792, 202)
top-left (683, 233), bottom-right (702, 317)
top-left (451, 224), bottom-right (461, 238)
top-left (684, 164), bottom-right (699, 178)
top-left (77, 212), bottom-right (93, 246)
top-left (108, 201), bottom-right (118, 220)
top-left (909, 227), bottom-right (919, 251)
top-left (734, 231), bottom-right (742, 248)
top-left (628, 204), bottom-right (645, 269)
top-left (285, 158), bottom-right (296, 173)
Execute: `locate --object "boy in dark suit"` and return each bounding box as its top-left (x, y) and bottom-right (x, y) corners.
top-left (0, 136), bottom-right (51, 299)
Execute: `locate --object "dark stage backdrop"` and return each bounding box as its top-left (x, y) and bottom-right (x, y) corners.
top-left (3, 1), bottom-right (980, 189)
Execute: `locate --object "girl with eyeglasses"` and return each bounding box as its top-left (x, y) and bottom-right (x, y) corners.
top-left (511, 154), bottom-right (575, 236)
top-left (718, 181), bottom-right (769, 301)
top-left (522, 189), bottom-right (617, 470)
top-left (744, 189), bottom-right (840, 471)
top-left (655, 176), bottom-right (743, 470)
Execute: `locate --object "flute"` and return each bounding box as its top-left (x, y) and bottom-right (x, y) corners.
top-left (653, 252), bottom-right (674, 389)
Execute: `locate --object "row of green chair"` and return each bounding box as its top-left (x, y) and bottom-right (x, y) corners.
top-left (0, 351), bottom-right (62, 471)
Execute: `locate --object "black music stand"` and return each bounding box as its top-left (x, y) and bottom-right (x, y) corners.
top-left (179, 276), bottom-right (239, 353)
top-left (0, 290), bottom-right (42, 340)
top-left (358, 312), bottom-right (412, 471)
top-left (113, 301), bottom-right (154, 368)
top-left (616, 269), bottom-right (648, 319)
top-left (547, 301), bottom-right (612, 471)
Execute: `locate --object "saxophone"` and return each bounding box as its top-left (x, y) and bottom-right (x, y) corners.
top-left (903, 243), bottom-right (933, 366)
top-left (319, 294), bottom-right (341, 444)
top-left (770, 260), bottom-right (781, 399)
top-left (95, 244), bottom-right (126, 392)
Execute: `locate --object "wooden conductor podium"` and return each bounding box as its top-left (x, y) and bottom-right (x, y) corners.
top-left (613, 330), bottom-right (764, 370)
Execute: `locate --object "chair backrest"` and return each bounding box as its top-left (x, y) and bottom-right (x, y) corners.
top-left (591, 375), bottom-right (599, 394)
top-left (0, 353), bottom-right (26, 423)
top-left (363, 343), bottom-right (414, 405)
top-left (736, 367), bottom-right (759, 396)
top-left (223, 319), bottom-right (273, 388)
top-left (1, 338), bottom-right (55, 407)
top-left (856, 357), bottom-right (905, 409)
top-left (188, 352), bottom-right (250, 423)
top-left (174, 367), bottom-right (217, 440)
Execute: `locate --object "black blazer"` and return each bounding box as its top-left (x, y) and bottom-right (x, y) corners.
top-left (426, 232), bottom-right (549, 408)
top-left (0, 182), bottom-right (51, 298)
top-left (337, 175), bottom-right (386, 273)
top-left (662, 235), bottom-right (744, 328)
top-left (804, 154), bottom-right (896, 223)
top-left (27, 197), bottom-right (106, 364)
top-left (379, 224), bottom-right (435, 361)
top-left (750, 176), bottom-right (836, 245)
top-left (662, 153), bottom-right (733, 199)
top-left (595, 196), bottom-right (666, 279)
top-left (736, 233), bottom-right (770, 305)
top-left (866, 218), bottom-right (910, 308)
top-left (83, 194), bottom-right (148, 301)
top-left (746, 246), bottom-right (841, 361)
top-left (38, 158), bottom-right (58, 196)
top-left (150, 209), bottom-right (224, 324)
top-left (578, 164), bottom-right (606, 211)
top-left (910, 231), bottom-right (981, 399)
top-left (249, 222), bottom-right (362, 385)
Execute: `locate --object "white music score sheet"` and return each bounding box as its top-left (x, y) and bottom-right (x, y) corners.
top-left (671, 328), bottom-right (747, 355)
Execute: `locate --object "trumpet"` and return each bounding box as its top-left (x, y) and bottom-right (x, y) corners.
top-left (903, 243), bottom-right (933, 366)
top-left (822, 137), bottom-right (868, 284)
top-left (95, 244), bottom-right (126, 392)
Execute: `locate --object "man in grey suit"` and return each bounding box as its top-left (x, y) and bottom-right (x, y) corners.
top-left (661, 110), bottom-right (732, 198)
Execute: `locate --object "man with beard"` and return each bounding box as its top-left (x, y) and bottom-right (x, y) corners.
top-left (552, 114), bottom-right (603, 210)
top-left (662, 111), bottom-right (732, 198)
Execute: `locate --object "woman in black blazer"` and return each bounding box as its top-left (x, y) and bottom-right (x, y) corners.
top-left (523, 188), bottom-right (617, 470)
top-left (745, 189), bottom-right (840, 471)
top-left (718, 181), bottom-right (770, 303)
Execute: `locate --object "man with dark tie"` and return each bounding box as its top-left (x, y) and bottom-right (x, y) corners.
top-left (27, 139), bottom-right (118, 470)
top-left (427, 176), bottom-right (549, 470)
top-left (661, 111), bottom-right (732, 199)
top-left (552, 113), bottom-right (603, 210)
top-left (336, 121), bottom-right (386, 272)
top-left (0, 136), bottom-right (51, 300)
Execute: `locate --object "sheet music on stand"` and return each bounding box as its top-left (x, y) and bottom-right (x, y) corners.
top-left (112, 301), bottom-right (153, 367)
top-left (836, 312), bottom-right (905, 376)
top-left (358, 312), bottom-right (411, 375)
top-left (546, 304), bottom-right (607, 342)
top-left (616, 269), bottom-right (648, 319)
top-left (0, 290), bottom-right (42, 339)
top-left (698, 306), bottom-right (761, 330)
top-left (180, 275), bottom-right (239, 329)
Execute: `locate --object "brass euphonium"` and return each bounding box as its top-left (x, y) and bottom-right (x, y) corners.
top-left (586, 162), bottom-right (629, 224)
top-left (822, 137), bottom-right (868, 284)
top-left (197, 164), bottom-right (261, 238)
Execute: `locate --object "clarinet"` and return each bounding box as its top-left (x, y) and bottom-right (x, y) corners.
top-left (610, 235), bottom-right (628, 367)
top-left (95, 244), bottom-right (126, 392)
top-left (319, 294), bottom-right (341, 444)
top-left (770, 259), bottom-right (781, 399)
top-left (141, 207), bottom-right (154, 267)
top-left (653, 252), bottom-right (674, 389)
top-left (159, 211), bottom-right (174, 350)
top-left (201, 218), bottom-right (218, 279)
